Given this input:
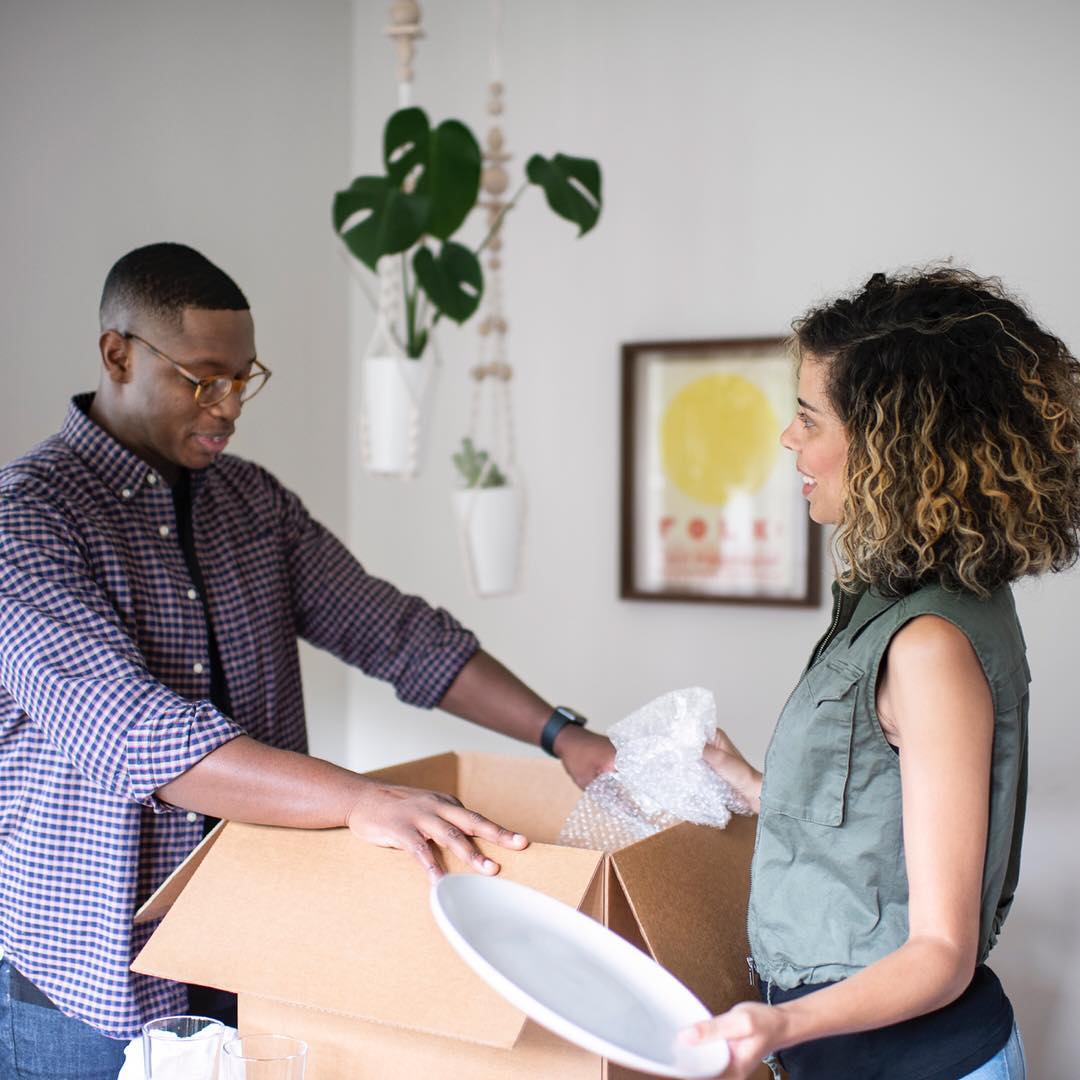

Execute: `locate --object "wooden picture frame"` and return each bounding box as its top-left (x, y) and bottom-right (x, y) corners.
top-left (620, 338), bottom-right (821, 607)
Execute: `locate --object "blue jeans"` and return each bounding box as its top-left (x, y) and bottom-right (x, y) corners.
top-left (0, 959), bottom-right (127, 1079)
top-left (961, 1021), bottom-right (1026, 1079)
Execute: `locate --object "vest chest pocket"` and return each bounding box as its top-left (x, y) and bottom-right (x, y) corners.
top-left (760, 657), bottom-right (863, 827)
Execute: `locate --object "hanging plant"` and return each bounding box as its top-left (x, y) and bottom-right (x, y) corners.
top-left (452, 436), bottom-right (507, 489)
top-left (332, 106), bottom-right (602, 357)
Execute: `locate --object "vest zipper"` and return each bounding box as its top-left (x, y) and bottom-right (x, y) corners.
top-left (810, 585), bottom-right (847, 668)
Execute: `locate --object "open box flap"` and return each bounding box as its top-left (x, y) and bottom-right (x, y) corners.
top-left (134, 819), bottom-right (227, 925)
top-left (609, 816), bottom-right (758, 1015)
top-left (345, 750), bottom-right (581, 845)
top-left (364, 750), bottom-right (460, 793)
top-left (454, 752), bottom-right (583, 845)
top-left (132, 821), bottom-right (603, 1049)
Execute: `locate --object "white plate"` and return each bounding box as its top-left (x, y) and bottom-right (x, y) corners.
top-left (430, 875), bottom-right (731, 1078)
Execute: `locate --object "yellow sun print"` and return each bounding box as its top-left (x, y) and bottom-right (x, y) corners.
top-left (660, 373), bottom-right (780, 506)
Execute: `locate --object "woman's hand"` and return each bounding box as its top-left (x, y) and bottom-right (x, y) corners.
top-left (679, 1002), bottom-right (789, 1079)
top-left (703, 729), bottom-right (762, 814)
top-left (346, 781), bottom-right (528, 883)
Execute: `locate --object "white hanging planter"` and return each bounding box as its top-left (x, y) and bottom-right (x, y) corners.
top-left (454, 485), bottom-right (525, 596)
top-left (359, 350), bottom-right (438, 478)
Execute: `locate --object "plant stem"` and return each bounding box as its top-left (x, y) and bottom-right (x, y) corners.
top-left (401, 253), bottom-right (418, 357)
top-left (474, 180), bottom-right (529, 258)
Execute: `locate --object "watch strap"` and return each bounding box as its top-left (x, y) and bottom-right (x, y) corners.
top-left (540, 706), bottom-right (586, 756)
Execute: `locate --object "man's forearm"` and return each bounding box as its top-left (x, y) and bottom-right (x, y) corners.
top-left (438, 650), bottom-right (551, 745)
top-left (155, 734), bottom-right (370, 828)
top-left (157, 734), bottom-right (531, 878)
top-left (440, 649), bottom-right (616, 789)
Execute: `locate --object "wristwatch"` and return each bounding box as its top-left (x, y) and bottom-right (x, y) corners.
top-left (540, 706), bottom-right (587, 756)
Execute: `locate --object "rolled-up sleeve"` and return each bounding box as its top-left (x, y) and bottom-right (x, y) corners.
top-left (0, 491), bottom-right (244, 808)
top-left (267, 472), bottom-right (479, 708)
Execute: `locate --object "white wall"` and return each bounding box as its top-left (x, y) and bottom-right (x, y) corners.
top-left (0, 0), bottom-right (352, 760)
top-left (345, 2), bottom-right (1080, 1073)
top-left (2, 0), bottom-right (1077, 1072)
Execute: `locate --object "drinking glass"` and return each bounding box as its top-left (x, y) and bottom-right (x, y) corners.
top-left (142, 1015), bottom-right (225, 1079)
top-left (221, 1034), bottom-right (308, 1079)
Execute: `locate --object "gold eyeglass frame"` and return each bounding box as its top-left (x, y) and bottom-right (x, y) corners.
top-left (123, 331), bottom-right (272, 407)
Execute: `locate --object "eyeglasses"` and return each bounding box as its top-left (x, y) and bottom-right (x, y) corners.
top-left (123, 332), bottom-right (271, 408)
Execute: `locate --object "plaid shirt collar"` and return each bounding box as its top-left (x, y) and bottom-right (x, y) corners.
top-left (60, 392), bottom-right (214, 501)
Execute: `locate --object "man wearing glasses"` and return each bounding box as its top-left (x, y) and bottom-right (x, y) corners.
top-left (0, 243), bottom-right (613, 1076)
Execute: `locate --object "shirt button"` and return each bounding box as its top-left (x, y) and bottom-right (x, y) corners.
top-left (193, 662), bottom-right (205, 675)
top-left (147, 473), bottom-right (158, 485)
top-left (187, 588), bottom-right (198, 601)
top-left (120, 488), bottom-right (133, 499)
top-left (158, 525), bottom-right (170, 538)
top-left (186, 811), bottom-right (198, 823)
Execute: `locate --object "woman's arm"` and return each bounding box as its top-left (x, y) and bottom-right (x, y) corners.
top-left (685, 614), bottom-right (994, 1077)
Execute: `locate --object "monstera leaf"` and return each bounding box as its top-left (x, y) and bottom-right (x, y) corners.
top-left (417, 118), bottom-right (482, 239)
top-left (333, 108), bottom-right (480, 273)
top-left (333, 107), bottom-right (601, 341)
top-left (383, 107), bottom-right (429, 187)
top-left (413, 241), bottom-right (483, 324)
top-left (332, 177), bottom-right (428, 271)
top-left (525, 153), bottom-right (602, 236)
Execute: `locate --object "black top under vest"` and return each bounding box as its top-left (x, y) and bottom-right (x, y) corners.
top-left (761, 965), bottom-right (1013, 1079)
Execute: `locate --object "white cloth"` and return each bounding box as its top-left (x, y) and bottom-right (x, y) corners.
top-left (118, 1024), bottom-right (237, 1079)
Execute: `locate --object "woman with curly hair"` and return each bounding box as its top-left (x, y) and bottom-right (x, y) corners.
top-left (681, 268), bottom-right (1080, 1079)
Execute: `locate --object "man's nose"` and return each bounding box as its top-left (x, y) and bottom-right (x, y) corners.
top-left (210, 390), bottom-right (243, 422)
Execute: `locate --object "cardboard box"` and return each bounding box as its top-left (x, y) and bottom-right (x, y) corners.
top-left (133, 752), bottom-right (767, 1079)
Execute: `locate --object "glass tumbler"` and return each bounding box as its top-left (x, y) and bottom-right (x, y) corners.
top-left (221, 1033), bottom-right (308, 1079)
top-left (142, 1015), bottom-right (225, 1079)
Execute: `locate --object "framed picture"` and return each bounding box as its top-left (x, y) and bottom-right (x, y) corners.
top-left (620, 338), bottom-right (821, 607)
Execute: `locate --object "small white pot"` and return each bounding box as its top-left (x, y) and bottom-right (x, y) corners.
top-left (361, 354), bottom-right (436, 477)
top-left (454, 486), bottom-right (525, 596)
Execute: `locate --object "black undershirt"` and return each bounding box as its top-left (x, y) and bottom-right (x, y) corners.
top-left (171, 469), bottom-right (238, 1028)
top-left (171, 470), bottom-right (231, 721)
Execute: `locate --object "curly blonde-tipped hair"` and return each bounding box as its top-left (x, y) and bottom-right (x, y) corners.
top-left (793, 267), bottom-right (1080, 597)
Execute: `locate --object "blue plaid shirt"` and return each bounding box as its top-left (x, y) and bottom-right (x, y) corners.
top-left (0, 395), bottom-right (479, 1038)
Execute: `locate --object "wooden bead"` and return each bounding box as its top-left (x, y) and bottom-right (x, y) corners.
top-left (482, 164), bottom-right (510, 196)
top-left (389, 0), bottom-right (420, 26)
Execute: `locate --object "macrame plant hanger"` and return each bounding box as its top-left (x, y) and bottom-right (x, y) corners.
top-left (356, 1), bottom-right (439, 479)
top-left (454, 0), bottom-right (526, 596)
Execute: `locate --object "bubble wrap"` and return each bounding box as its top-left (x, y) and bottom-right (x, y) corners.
top-left (558, 687), bottom-right (752, 852)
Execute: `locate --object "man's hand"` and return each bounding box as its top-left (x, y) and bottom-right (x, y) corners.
top-left (346, 780), bottom-right (528, 883)
top-left (553, 725), bottom-right (615, 790)
top-left (678, 1002), bottom-right (789, 1079)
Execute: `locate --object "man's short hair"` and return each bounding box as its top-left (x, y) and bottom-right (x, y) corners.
top-left (99, 243), bottom-right (249, 331)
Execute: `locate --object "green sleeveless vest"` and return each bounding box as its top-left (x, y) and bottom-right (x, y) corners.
top-left (747, 581), bottom-right (1030, 990)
